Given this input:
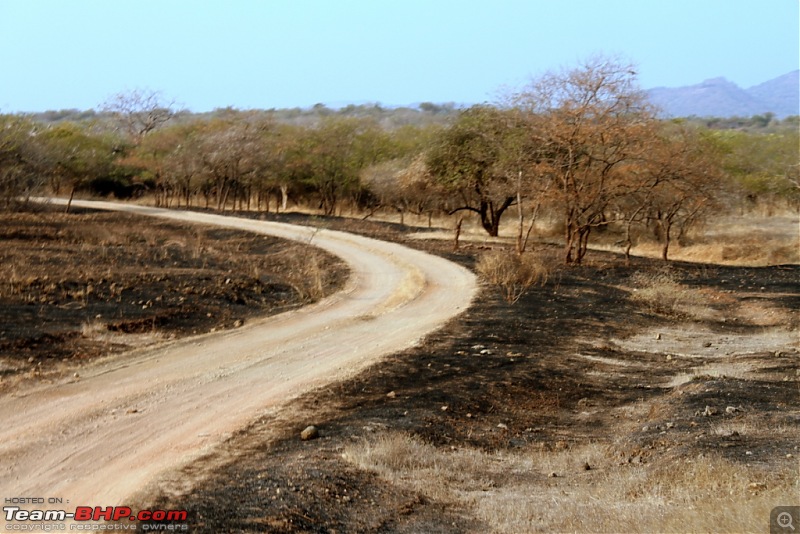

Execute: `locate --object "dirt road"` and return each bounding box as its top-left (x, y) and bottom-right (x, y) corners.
top-left (0, 200), bottom-right (476, 510)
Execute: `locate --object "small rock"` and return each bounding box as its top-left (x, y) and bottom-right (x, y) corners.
top-left (725, 406), bottom-right (738, 414)
top-left (471, 344), bottom-right (485, 350)
top-left (480, 349), bottom-right (492, 355)
top-left (233, 319), bottom-right (243, 328)
top-left (666, 422), bottom-right (675, 429)
top-left (641, 425), bottom-right (650, 432)
top-left (655, 333), bottom-right (661, 340)
top-left (466, 413), bottom-right (473, 418)
top-left (787, 454), bottom-right (793, 459)
top-left (583, 462), bottom-right (591, 471)
top-left (745, 451), bottom-right (752, 456)
top-left (548, 472), bottom-right (558, 478)
top-left (702, 342), bottom-right (712, 348)
top-left (497, 423), bottom-right (508, 430)
top-left (386, 390), bottom-right (396, 398)
top-left (441, 405), bottom-right (449, 411)
top-left (300, 425), bottom-right (319, 441)
top-left (748, 482), bottom-right (767, 492)
top-left (666, 354), bottom-right (672, 361)
top-left (73, 372), bottom-right (80, 378)
top-left (702, 406), bottom-right (718, 417)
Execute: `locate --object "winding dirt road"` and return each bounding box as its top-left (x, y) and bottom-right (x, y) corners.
top-left (0, 200), bottom-right (476, 512)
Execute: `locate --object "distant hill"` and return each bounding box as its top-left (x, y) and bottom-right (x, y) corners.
top-left (647, 70), bottom-right (799, 119)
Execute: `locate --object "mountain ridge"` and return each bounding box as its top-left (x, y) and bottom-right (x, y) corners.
top-left (647, 70), bottom-right (799, 119)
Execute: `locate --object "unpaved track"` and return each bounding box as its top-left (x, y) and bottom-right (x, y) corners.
top-left (0, 200), bottom-right (476, 509)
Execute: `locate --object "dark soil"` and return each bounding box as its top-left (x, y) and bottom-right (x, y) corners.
top-left (131, 210), bottom-right (799, 533)
top-left (0, 206), bottom-right (347, 386)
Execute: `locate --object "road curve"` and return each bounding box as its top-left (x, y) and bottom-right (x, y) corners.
top-left (0, 199), bottom-right (477, 509)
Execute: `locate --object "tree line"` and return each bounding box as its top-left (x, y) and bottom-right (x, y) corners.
top-left (1, 58), bottom-right (797, 263)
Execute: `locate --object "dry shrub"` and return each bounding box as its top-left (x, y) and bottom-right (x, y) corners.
top-left (629, 269), bottom-right (702, 317)
top-left (476, 250), bottom-right (550, 304)
top-left (283, 246), bottom-right (329, 302)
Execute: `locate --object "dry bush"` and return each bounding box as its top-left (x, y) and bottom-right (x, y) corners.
top-left (282, 246), bottom-right (329, 302)
top-left (476, 250), bottom-right (550, 304)
top-left (628, 269), bottom-right (702, 317)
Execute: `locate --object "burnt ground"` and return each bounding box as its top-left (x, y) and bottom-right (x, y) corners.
top-left (0, 206), bottom-right (347, 389)
top-left (2, 205), bottom-right (797, 532)
top-left (129, 210), bottom-right (799, 533)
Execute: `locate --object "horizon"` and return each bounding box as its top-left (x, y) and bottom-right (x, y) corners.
top-left (1, 0), bottom-right (798, 113)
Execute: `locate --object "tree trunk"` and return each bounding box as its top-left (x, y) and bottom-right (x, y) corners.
top-left (65, 186), bottom-right (76, 214)
top-left (280, 184), bottom-right (289, 211)
top-left (662, 222), bottom-right (672, 261)
top-left (453, 216), bottom-right (463, 252)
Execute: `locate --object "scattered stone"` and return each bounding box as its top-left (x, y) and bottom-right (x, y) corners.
top-left (655, 333), bottom-right (661, 340)
top-left (666, 422), bottom-right (675, 429)
top-left (748, 482), bottom-right (767, 492)
top-left (641, 425), bottom-right (650, 432)
top-left (702, 341), bottom-right (712, 348)
top-left (300, 425), bottom-right (319, 441)
top-left (725, 406), bottom-right (739, 414)
top-left (480, 349), bottom-right (492, 355)
top-left (666, 354), bottom-right (672, 361)
top-left (466, 413), bottom-right (473, 418)
top-left (497, 423), bottom-right (508, 430)
top-left (702, 406), bottom-right (719, 417)
top-left (745, 451), bottom-right (752, 456)
top-left (471, 344), bottom-right (485, 350)
top-left (583, 462), bottom-right (591, 471)
top-left (787, 454), bottom-right (793, 459)
top-left (73, 372), bottom-right (80, 378)
top-left (441, 405), bottom-right (448, 411)
top-left (233, 319), bottom-right (243, 328)
top-left (549, 472), bottom-right (558, 478)
top-left (126, 408), bottom-right (138, 414)
top-left (386, 390), bottom-right (396, 399)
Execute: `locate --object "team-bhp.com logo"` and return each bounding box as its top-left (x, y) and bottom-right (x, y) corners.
top-left (4, 505), bottom-right (188, 530)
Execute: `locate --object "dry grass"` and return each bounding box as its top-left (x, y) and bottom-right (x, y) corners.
top-left (281, 245), bottom-right (331, 302)
top-left (343, 431), bottom-right (798, 533)
top-left (476, 250), bottom-right (551, 304)
top-left (628, 269), bottom-right (704, 317)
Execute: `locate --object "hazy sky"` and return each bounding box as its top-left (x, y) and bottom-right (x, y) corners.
top-left (1, 0), bottom-right (798, 112)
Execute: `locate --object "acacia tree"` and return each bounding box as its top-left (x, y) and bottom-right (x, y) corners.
top-left (515, 57), bottom-right (657, 263)
top-left (0, 115), bottom-right (42, 209)
top-left (34, 123), bottom-right (117, 212)
top-left (644, 125), bottom-right (723, 260)
top-left (296, 117), bottom-right (386, 216)
top-left (426, 106), bottom-right (521, 237)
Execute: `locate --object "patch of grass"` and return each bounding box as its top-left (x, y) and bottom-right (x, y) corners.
top-left (343, 432), bottom-right (797, 534)
top-left (476, 250), bottom-right (551, 304)
top-left (628, 269), bottom-right (702, 317)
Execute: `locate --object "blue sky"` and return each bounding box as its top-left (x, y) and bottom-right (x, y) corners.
top-left (1, 0), bottom-right (798, 112)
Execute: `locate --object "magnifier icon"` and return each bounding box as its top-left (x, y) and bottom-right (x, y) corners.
top-left (778, 512), bottom-right (796, 531)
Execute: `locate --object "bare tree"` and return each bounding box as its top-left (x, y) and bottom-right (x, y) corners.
top-left (102, 89), bottom-right (175, 144)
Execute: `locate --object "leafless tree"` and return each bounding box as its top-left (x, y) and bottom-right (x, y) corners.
top-left (102, 89), bottom-right (176, 143)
